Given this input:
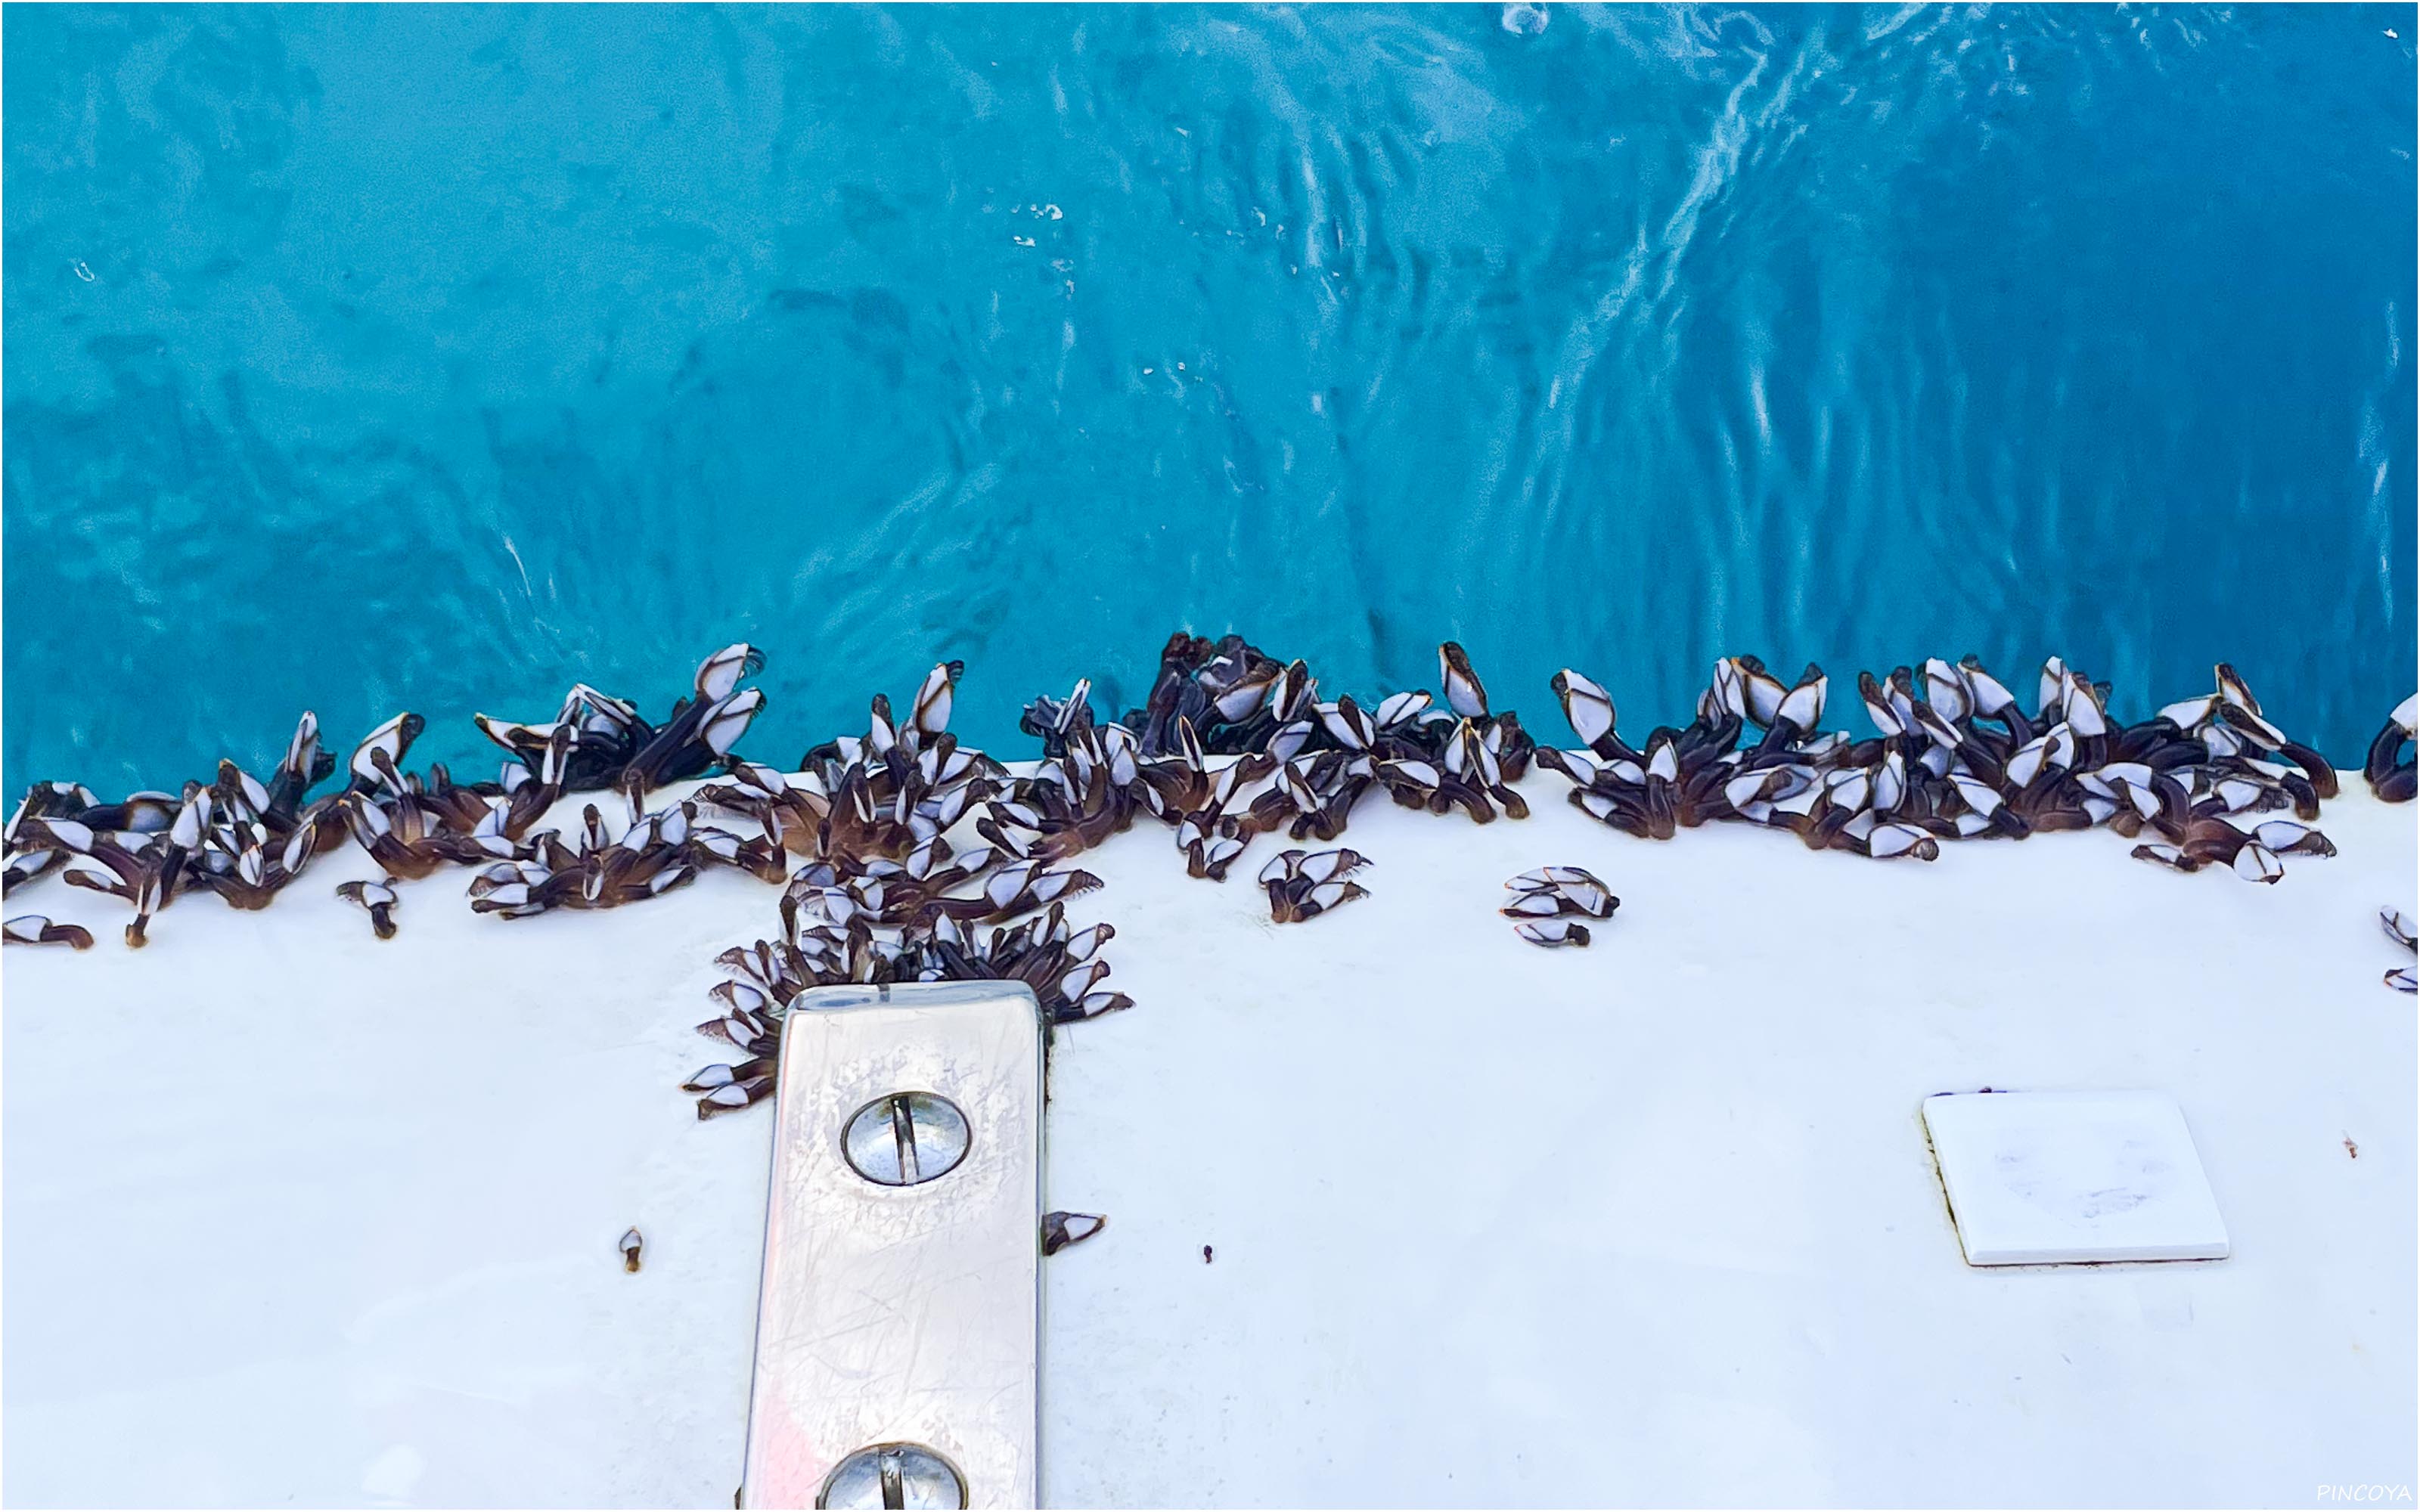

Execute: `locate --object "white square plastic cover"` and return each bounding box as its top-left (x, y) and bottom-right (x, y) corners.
top-left (1922, 1090), bottom-right (2230, 1266)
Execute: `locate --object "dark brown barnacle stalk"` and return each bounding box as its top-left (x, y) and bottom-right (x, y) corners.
top-left (2367, 694), bottom-right (2416, 803)
top-left (2, 915), bottom-right (95, 950)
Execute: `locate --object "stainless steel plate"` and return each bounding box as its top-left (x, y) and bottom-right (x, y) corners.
top-left (740, 982), bottom-right (1043, 1509)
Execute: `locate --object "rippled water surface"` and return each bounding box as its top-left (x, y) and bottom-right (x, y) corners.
top-left (5, 4), bottom-right (2413, 792)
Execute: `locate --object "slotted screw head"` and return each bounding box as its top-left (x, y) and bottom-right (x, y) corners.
top-left (842, 1092), bottom-right (970, 1186)
top-left (818, 1442), bottom-right (966, 1509)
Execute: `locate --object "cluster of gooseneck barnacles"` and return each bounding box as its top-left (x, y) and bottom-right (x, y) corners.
top-left (679, 634), bottom-right (1542, 1120)
top-left (6, 631), bottom-right (2409, 1018)
top-left (683, 658), bottom-right (1135, 1120)
top-left (1499, 866), bottom-right (1618, 949)
top-left (1032, 632), bottom-right (1540, 870)
top-left (5, 714), bottom-right (344, 947)
top-left (1537, 654), bottom-right (2391, 886)
top-left (2, 646), bottom-right (777, 949)
top-left (675, 637), bottom-right (2408, 1125)
top-left (1257, 848), bottom-right (1373, 923)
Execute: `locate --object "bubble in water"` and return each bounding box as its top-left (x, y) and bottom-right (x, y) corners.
top-left (1501, 3), bottom-right (1548, 36)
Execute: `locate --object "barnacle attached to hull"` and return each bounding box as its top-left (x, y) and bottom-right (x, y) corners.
top-left (1538, 652), bottom-right (2360, 887)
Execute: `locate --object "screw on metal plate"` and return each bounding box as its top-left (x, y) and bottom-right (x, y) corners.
top-left (818, 1443), bottom-right (966, 1510)
top-left (842, 1091), bottom-right (970, 1186)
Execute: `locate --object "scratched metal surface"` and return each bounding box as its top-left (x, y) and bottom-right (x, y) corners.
top-left (743, 986), bottom-right (1042, 1510)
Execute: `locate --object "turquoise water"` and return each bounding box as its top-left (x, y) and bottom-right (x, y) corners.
top-left (5, 4), bottom-right (2413, 795)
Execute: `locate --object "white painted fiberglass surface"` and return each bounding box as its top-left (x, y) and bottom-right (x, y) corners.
top-left (5, 773), bottom-right (2415, 1507)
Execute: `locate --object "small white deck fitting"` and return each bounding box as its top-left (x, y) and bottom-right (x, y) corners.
top-left (740, 983), bottom-right (1043, 1509)
top-left (1923, 1090), bottom-right (2231, 1266)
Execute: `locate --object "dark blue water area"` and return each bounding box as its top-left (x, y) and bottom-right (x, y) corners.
top-left (5, 4), bottom-right (2414, 796)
